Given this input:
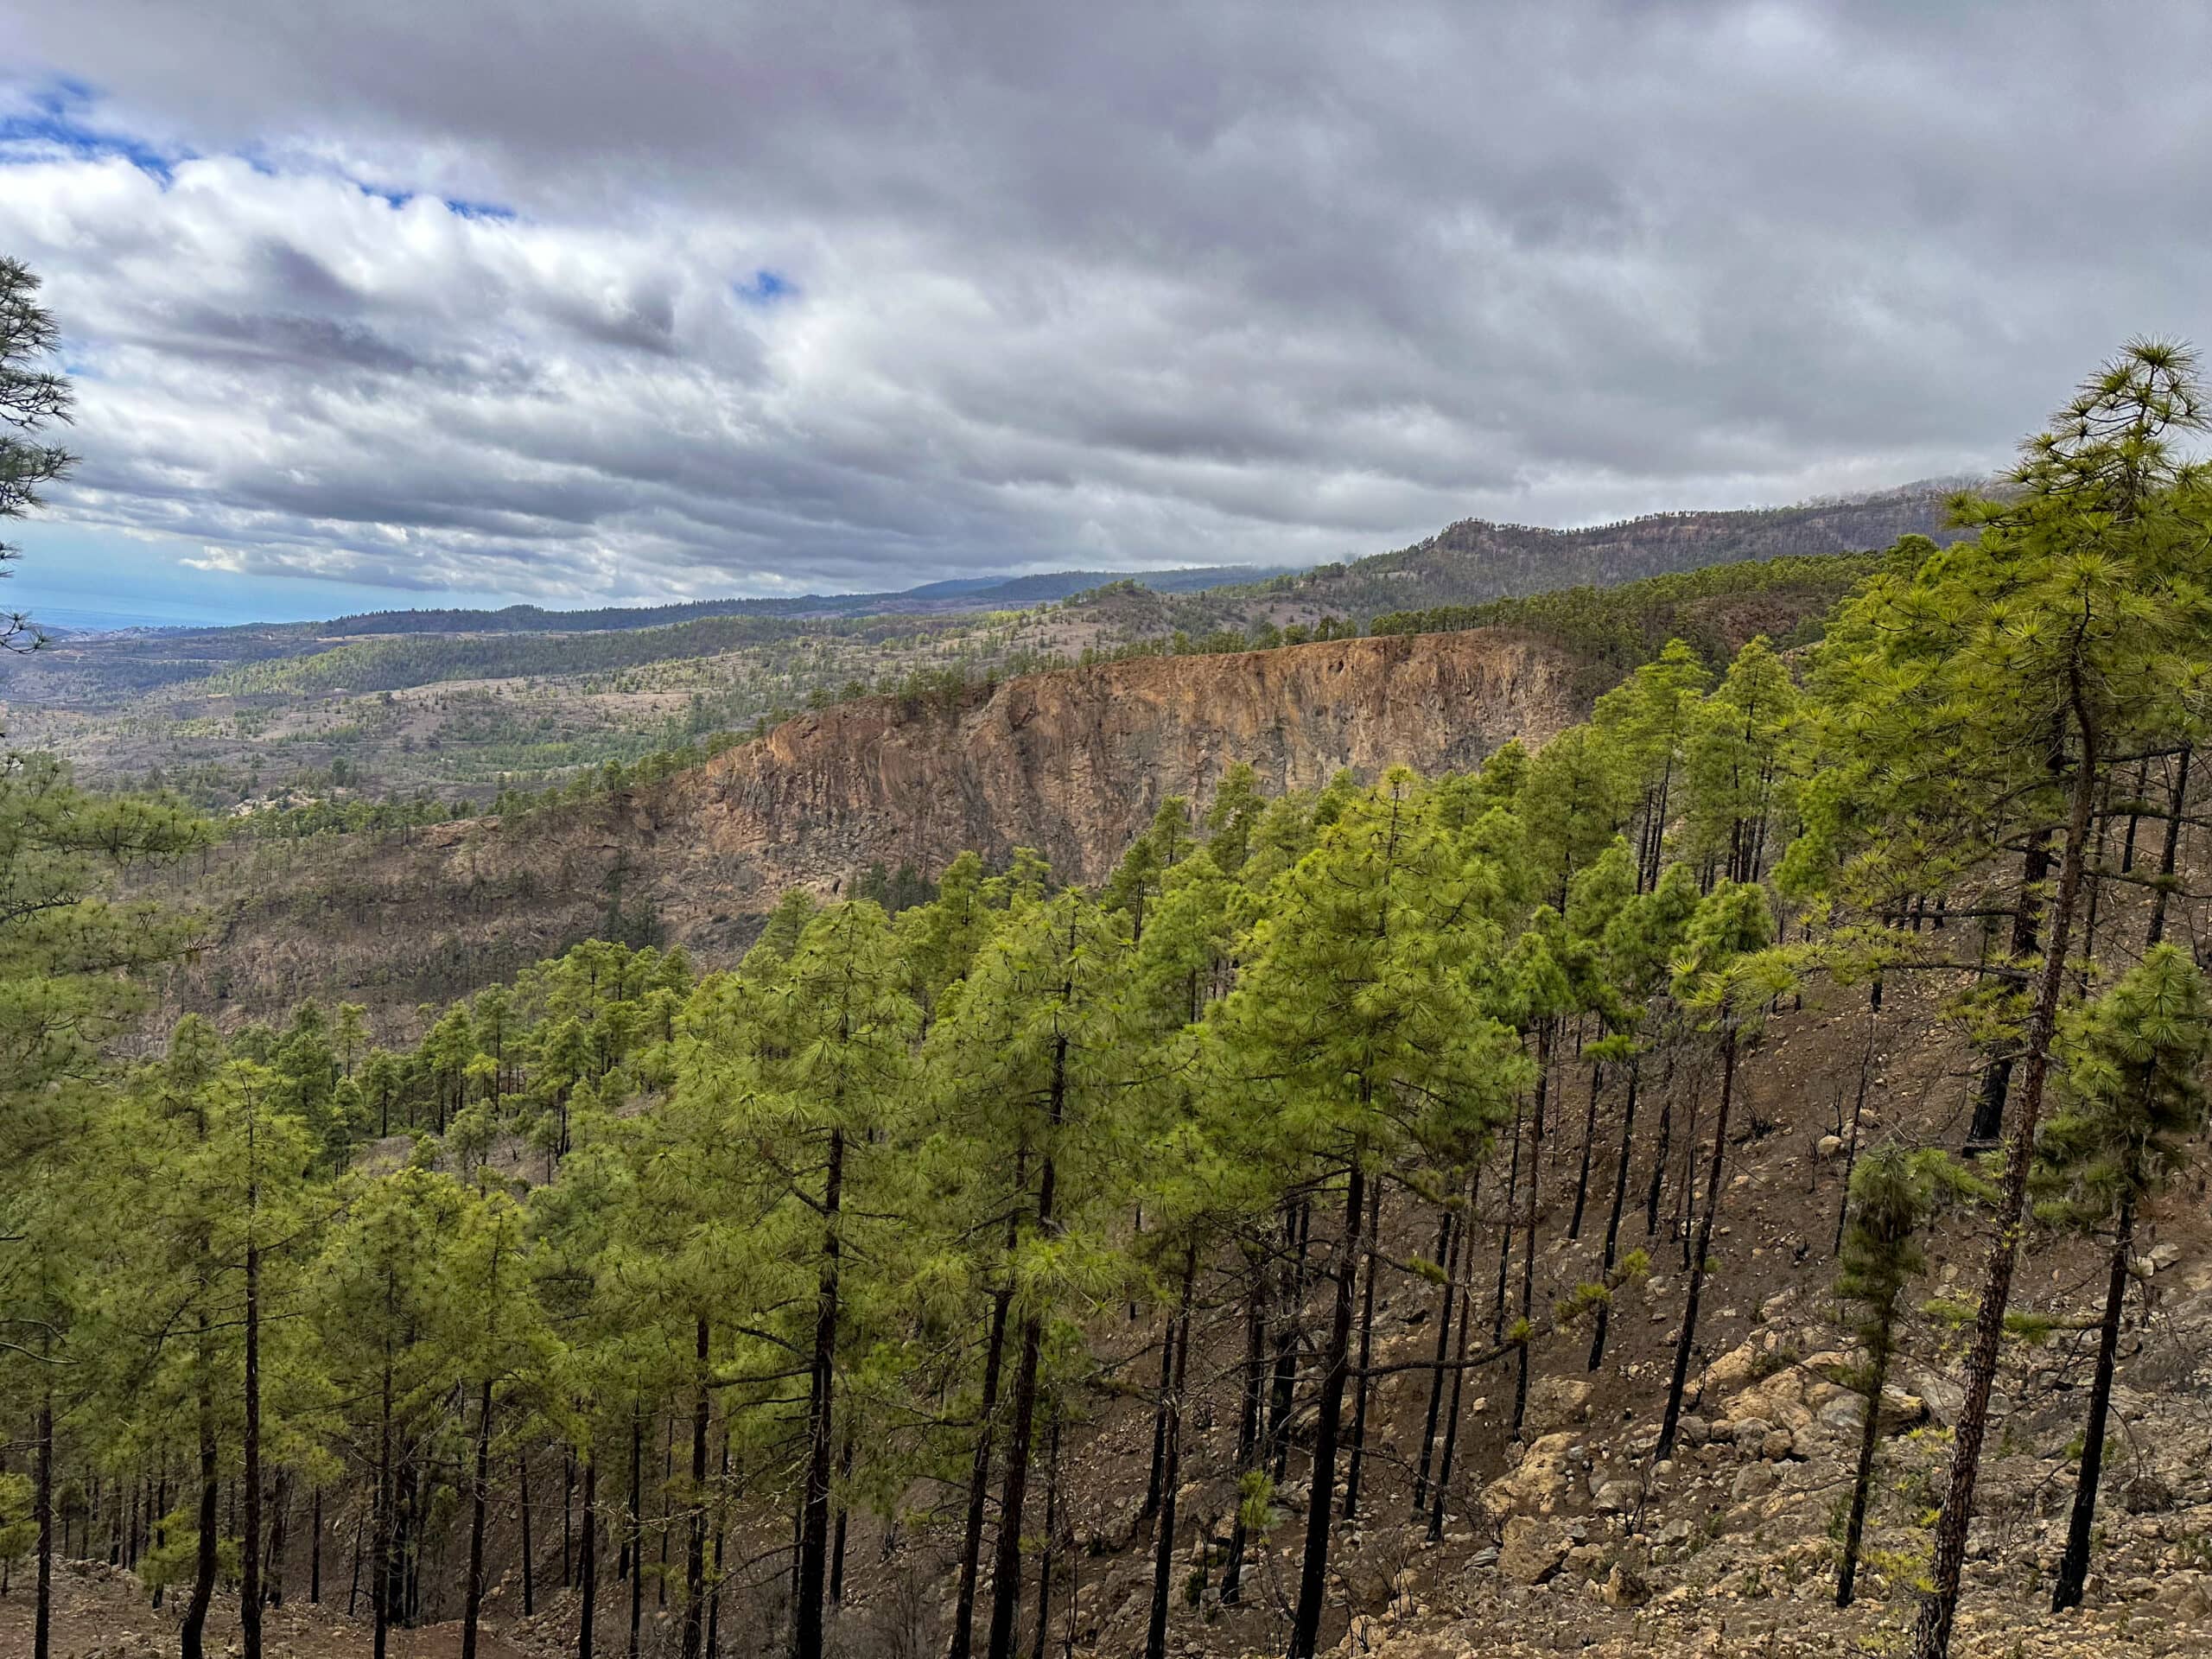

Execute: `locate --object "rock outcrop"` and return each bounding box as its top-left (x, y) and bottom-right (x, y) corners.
top-left (688, 627), bottom-right (1578, 899)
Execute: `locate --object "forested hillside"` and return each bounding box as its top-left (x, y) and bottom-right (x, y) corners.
top-left (8, 344), bottom-right (2212, 1659)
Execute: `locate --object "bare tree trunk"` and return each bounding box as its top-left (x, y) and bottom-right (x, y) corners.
top-left (797, 1128), bottom-right (845, 1659)
top-left (462, 1378), bottom-right (493, 1659)
top-left (1657, 1024), bottom-right (1738, 1462)
top-left (2052, 1197), bottom-right (2134, 1611)
top-left (683, 1319), bottom-right (713, 1659)
top-left (1288, 1155), bottom-right (1365, 1659)
top-left (33, 1373), bottom-right (51, 1659)
top-left (182, 1327), bottom-right (221, 1659)
top-left (1342, 1182), bottom-right (1383, 1516)
top-left (1220, 1258), bottom-right (1267, 1604)
top-left (1587, 1058), bottom-right (1641, 1371)
top-left (1835, 1315), bottom-right (1895, 1607)
top-left (1413, 1198), bottom-right (1463, 1507)
top-left (947, 1281), bottom-right (1014, 1659)
top-left (578, 1452), bottom-right (598, 1659)
top-left (1144, 1247), bottom-right (1197, 1659)
top-left (244, 1231), bottom-right (264, 1659)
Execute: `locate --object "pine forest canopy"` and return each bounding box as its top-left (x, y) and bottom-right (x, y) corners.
top-left (3, 256), bottom-right (2211, 1659)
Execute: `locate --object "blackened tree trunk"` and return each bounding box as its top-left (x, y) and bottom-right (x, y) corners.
top-left (1656, 1022), bottom-right (1738, 1462)
top-left (948, 1281), bottom-right (1014, 1659)
top-left (1144, 1246), bottom-right (1197, 1659)
top-left (986, 1031), bottom-right (1070, 1659)
top-left (2145, 745), bottom-right (2191, 949)
top-left (1568, 1059), bottom-right (1604, 1239)
top-left (578, 1453), bottom-right (598, 1659)
top-left (311, 1485), bottom-right (323, 1604)
top-left (1288, 1155), bottom-right (1365, 1659)
top-left (33, 1375), bottom-right (51, 1659)
top-left (2052, 1196), bottom-right (2135, 1611)
top-left (797, 1128), bottom-right (845, 1659)
top-left (1426, 1174), bottom-right (1479, 1545)
top-left (1492, 1095), bottom-right (1523, 1339)
top-left (1341, 1182), bottom-right (1383, 1517)
top-left (1219, 1259), bottom-right (1268, 1604)
top-left (1643, 1052), bottom-right (1677, 1237)
top-left (182, 1329), bottom-right (220, 1659)
top-left (1969, 834), bottom-right (2053, 1145)
top-left (684, 1319), bottom-right (712, 1659)
top-left (1139, 1319), bottom-right (1175, 1529)
top-left (1511, 1027), bottom-right (1550, 1442)
top-left (462, 1378), bottom-right (493, 1659)
top-left (627, 1410), bottom-right (644, 1659)
top-left (243, 1231), bottom-right (264, 1659)
top-left (1032, 1417), bottom-right (1061, 1659)
top-left (1413, 1198), bottom-right (1463, 1508)
top-left (1586, 1058), bottom-right (1641, 1372)
top-left (520, 1455), bottom-right (535, 1615)
top-left (1834, 1306), bottom-right (1897, 1607)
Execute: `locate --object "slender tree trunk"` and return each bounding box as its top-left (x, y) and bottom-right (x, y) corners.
top-left (1342, 1182), bottom-right (1383, 1516)
top-left (1835, 1316), bottom-right (1896, 1607)
top-left (372, 1326), bottom-right (394, 1659)
top-left (182, 1326), bottom-right (220, 1659)
top-left (2052, 1196), bottom-right (2135, 1611)
top-left (1265, 1198), bottom-right (1312, 1481)
top-left (948, 1281), bottom-right (1014, 1659)
top-left (1587, 1058), bottom-right (1641, 1371)
top-left (627, 1409), bottom-right (644, 1659)
top-left (462, 1379), bottom-right (493, 1659)
top-left (521, 1454), bottom-right (535, 1615)
top-left (1911, 741), bottom-right (2097, 1659)
top-left (1492, 1094), bottom-right (1523, 1338)
top-left (684, 1319), bottom-right (712, 1659)
top-left (1569, 1059), bottom-right (1604, 1239)
top-left (2145, 744), bottom-right (2190, 949)
top-left (244, 1231), bottom-right (264, 1659)
top-left (1834, 982), bottom-right (1880, 1255)
top-left (797, 1128), bottom-right (845, 1659)
top-left (311, 1486), bottom-right (323, 1604)
top-left (1220, 1260), bottom-right (1267, 1604)
top-left (987, 1033), bottom-right (1069, 1659)
top-left (1139, 1318), bottom-right (1175, 1529)
top-left (986, 1159), bottom-right (1052, 1659)
top-left (1031, 1417), bottom-right (1060, 1659)
top-left (1511, 1028), bottom-right (1549, 1441)
top-left (578, 1452), bottom-right (598, 1659)
top-left (1144, 1247), bottom-right (1197, 1659)
top-left (1288, 1154), bottom-right (1365, 1659)
top-left (33, 1374), bottom-right (51, 1659)
top-left (1426, 1174), bottom-right (1480, 1545)
top-left (1657, 1023), bottom-right (1738, 1461)
top-left (1643, 1052), bottom-right (1676, 1236)
top-left (1969, 834), bottom-right (2053, 1145)
top-left (1413, 1200), bottom-right (1463, 1506)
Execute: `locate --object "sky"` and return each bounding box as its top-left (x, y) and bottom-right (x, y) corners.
top-left (1, 3), bottom-right (2209, 626)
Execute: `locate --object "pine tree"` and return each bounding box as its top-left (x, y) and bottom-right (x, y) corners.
top-left (2037, 946), bottom-right (2211, 1611)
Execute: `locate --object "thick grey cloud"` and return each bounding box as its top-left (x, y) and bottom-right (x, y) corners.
top-left (0, 2), bottom-right (2208, 605)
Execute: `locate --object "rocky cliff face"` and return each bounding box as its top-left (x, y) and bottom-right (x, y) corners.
top-left (682, 627), bottom-right (1579, 899)
top-left (169, 628), bottom-right (1581, 1020)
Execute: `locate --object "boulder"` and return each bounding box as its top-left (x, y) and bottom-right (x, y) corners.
top-left (1499, 1516), bottom-right (1571, 1586)
top-left (1481, 1432), bottom-right (1576, 1520)
top-left (1603, 1563), bottom-right (1653, 1607)
top-left (1591, 1478), bottom-right (1642, 1514)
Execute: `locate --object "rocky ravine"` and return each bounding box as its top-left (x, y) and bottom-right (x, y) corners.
top-left (686, 627), bottom-right (1578, 899)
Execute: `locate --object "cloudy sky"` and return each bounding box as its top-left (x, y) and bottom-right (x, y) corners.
top-left (1, 3), bottom-right (2208, 625)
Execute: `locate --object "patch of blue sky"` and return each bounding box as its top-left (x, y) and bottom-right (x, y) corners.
top-left (0, 79), bottom-right (181, 181)
top-left (732, 269), bottom-right (796, 305)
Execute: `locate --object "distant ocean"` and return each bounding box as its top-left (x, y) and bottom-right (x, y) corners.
top-left (22, 604), bottom-right (211, 633)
